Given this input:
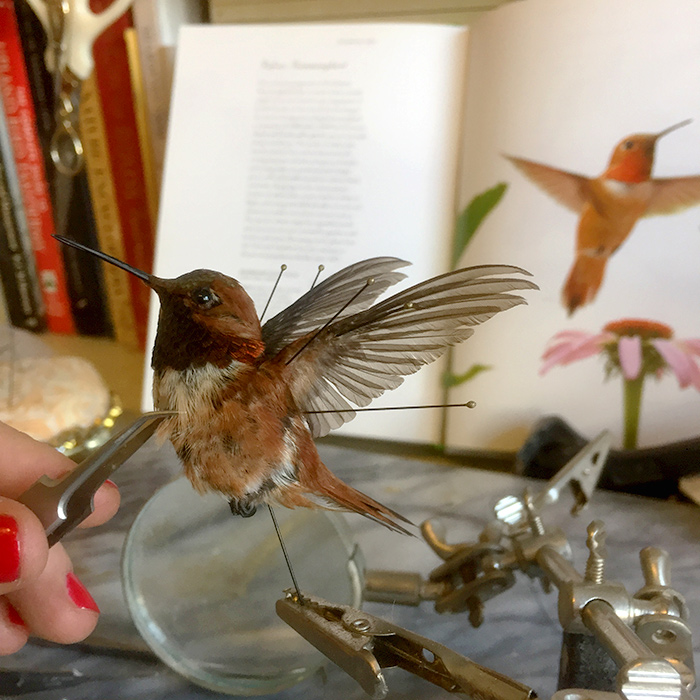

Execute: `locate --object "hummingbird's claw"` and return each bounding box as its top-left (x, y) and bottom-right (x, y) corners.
top-left (228, 498), bottom-right (258, 518)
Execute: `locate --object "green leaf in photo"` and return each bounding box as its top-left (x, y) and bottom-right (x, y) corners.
top-left (442, 363), bottom-right (491, 388)
top-left (452, 182), bottom-right (508, 266)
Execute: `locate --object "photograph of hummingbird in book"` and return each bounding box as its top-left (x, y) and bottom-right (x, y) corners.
top-left (506, 119), bottom-right (700, 315)
top-left (56, 235), bottom-right (537, 533)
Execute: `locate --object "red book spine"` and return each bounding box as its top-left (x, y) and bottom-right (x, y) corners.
top-left (0, 0), bottom-right (76, 334)
top-left (90, 1), bottom-right (154, 349)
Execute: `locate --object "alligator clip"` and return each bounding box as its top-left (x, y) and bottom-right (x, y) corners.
top-left (276, 590), bottom-right (537, 700)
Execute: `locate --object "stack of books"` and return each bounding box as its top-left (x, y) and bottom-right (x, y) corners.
top-left (0, 0), bottom-right (159, 347)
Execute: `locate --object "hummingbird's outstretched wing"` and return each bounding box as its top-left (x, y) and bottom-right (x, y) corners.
top-left (505, 155), bottom-right (591, 214)
top-left (283, 265), bottom-right (538, 437)
top-left (645, 175), bottom-right (700, 216)
top-left (261, 257), bottom-right (409, 356)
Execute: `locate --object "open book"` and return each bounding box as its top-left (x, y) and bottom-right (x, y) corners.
top-left (145, 0), bottom-right (700, 450)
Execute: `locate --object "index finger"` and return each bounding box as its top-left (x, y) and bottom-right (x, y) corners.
top-left (0, 422), bottom-right (76, 499)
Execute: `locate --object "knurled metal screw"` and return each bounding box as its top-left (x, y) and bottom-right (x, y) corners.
top-left (523, 488), bottom-right (545, 536)
top-left (585, 520), bottom-right (607, 584)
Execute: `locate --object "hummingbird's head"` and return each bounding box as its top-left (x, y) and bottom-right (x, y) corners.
top-left (605, 119), bottom-right (692, 183)
top-left (53, 235), bottom-right (264, 370)
top-left (150, 270), bottom-right (262, 344)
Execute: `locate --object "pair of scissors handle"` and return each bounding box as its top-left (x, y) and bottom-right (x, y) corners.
top-left (25, 0), bottom-right (134, 175)
top-left (25, 0), bottom-right (135, 80)
top-left (17, 412), bottom-right (175, 547)
top-left (51, 68), bottom-right (83, 176)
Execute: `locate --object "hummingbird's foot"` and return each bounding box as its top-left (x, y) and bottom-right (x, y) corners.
top-left (228, 498), bottom-right (257, 518)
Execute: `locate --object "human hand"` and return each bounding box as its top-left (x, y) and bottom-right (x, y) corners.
top-left (0, 421), bottom-right (120, 654)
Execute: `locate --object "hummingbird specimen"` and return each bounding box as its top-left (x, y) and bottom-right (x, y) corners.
top-left (55, 235), bottom-right (536, 533)
top-left (506, 119), bottom-right (700, 315)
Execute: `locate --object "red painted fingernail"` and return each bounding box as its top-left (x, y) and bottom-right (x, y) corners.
top-left (0, 514), bottom-right (20, 583)
top-left (66, 573), bottom-right (100, 613)
top-left (104, 479), bottom-right (117, 489)
top-left (6, 603), bottom-right (26, 628)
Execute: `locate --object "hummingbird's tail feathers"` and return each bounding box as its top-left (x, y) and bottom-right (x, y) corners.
top-left (262, 257), bottom-right (410, 356)
top-left (562, 254), bottom-right (607, 315)
top-left (309, 480), bottom-right (416, 536)
top-left (280, 465), bottom-right (414, 535)
top-left (293, 265), bottom-right (538, 438)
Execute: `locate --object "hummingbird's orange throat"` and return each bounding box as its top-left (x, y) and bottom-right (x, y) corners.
top-left (605, 119), bottom-right (692, 183)
top-left (604, 152), bottom-right (651, 184)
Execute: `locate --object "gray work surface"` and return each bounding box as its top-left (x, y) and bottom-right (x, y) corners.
top-left (2, 438), bottom-right (698, 699)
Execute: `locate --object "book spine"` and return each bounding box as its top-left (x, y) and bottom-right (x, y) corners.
top-left (0, 102), bottom-right (44, 331)
top-left (91, 1), bottom-right (155, 348)
top-left (59, 170), bottom-right (114, 337)
top-left (0, 0), bottom-right (75, 334)
top-left (124, 27), bottom-right (159, 226)
top-left (131, 0), bottom-right (172, 204)
top-left (12, 0), bottom-right (55, 173)
top-left (79, 74), bottom-right (139, 348)
top-left (12, 1), bottom-right (111, 337)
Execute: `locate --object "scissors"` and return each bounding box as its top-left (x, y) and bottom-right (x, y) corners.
top-left (24, 0), bottom-right (135, 177)
top-left (17, 412), bottom-right (175, 547)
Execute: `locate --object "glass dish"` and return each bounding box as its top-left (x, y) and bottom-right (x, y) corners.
top-left (122, 476), bottom-right (363, 695)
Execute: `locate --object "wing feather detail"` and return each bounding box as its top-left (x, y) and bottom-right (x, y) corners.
top-left (505, 155), bottom-right (591, 214)
top-left (286, 264), bottom-right (538, 437)
top-left (262, 257), bottom-right (410, 356)
top-left (645, 175), bottom-right (700, 216)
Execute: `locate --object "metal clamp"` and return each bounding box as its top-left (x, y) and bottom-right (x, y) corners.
top-left (363, 430), bottom-right (608, 625)
top-left (537, 521), bottom-right (695, 699)
top-left (276, 590), bottom-right (536, 700)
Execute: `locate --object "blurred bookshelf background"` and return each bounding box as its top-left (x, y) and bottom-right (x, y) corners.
top-left (0, 0), bottom-right (510, 413)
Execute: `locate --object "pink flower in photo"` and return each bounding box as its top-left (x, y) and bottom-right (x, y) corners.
top-left (541, 319), bottom-right (700, 448)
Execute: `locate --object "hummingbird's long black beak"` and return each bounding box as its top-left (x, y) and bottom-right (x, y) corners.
top-left (53, 235), bottom-right (153, 284)
top-left (656, 118), bottom-right (692, 140)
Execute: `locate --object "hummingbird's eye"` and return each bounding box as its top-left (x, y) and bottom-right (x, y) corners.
top-left (192, 287), bottom-right (221, 309)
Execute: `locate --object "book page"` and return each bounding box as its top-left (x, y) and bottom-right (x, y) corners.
top-left (447, 0), bottom-right (700, 451)
top-left (144, 23), bottom-right (468, 443)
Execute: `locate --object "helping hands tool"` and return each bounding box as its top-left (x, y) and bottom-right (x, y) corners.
top-left (275, 433), bottom-right (610, 697)
top-left (278, 432), bottom-right (694, 700)
top-left (17, 411), bottom-right (175, 546)
top-left (286, 528), bottom-right (694, 700)
top-left (363, 430), bottom-right (611, 625)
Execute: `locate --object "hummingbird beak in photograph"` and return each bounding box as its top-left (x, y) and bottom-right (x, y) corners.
top-left (654, 118), bottom-right (692, 142)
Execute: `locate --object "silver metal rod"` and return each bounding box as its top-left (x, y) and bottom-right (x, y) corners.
top-left (536, 545), bottom-right (584, 589)
top-left (363, 569), bottom-right (446, 606)
top-left (581, 599), bottom-right (655, 667)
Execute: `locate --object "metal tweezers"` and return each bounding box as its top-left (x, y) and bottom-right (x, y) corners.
top-left (277, 590), bottom-right (537, 700)
top-left (17, 412), bottom-right (176, 546)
